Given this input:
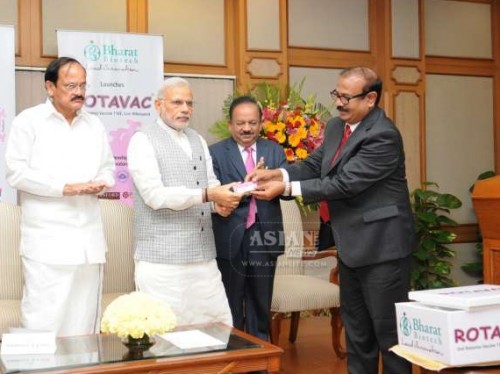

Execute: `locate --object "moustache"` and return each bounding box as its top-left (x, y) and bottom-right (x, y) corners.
top-left (337, 106), bottom-right (348, 112)
top-left (71, 96), bottom-right (85, 101)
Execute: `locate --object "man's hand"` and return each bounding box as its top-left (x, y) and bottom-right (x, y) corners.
top-left (214, 202), bottom-right (233, 217)
top-left (63, 181), bottom-right (107, 196)
top-left (251, 181), bottom-right (286, 201)
top-left (245, 168), bottom-right (283, 183)
top-left (207, 182), bottom-right (243, 209)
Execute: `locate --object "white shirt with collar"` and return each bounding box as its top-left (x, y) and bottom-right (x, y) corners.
top-left (237, 142), bottom-right (257, 166)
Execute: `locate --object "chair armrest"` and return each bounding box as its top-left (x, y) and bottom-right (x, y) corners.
top-left (302, 247), bottom-right (339, 285)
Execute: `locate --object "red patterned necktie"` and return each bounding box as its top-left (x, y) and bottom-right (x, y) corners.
top-left (244, 147), bottom-right (257, 228)
top-left (320, 124), bottom-right (352, 222)
top-left (331, 124), bottom-right (352, 165)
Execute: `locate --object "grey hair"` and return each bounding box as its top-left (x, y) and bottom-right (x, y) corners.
top-left (156, 77), bottom-right (190, 99)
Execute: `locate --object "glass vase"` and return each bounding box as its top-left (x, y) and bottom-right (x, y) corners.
top-left (122, 334), bottom-right (154, 360)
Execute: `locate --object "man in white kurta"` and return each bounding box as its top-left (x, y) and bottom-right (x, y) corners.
top-left (128, 77), bottom-right (242, 326)
top-left (5, 57), bottom-right (115, 337)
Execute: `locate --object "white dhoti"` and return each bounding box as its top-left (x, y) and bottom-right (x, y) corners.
top-left (21, 257), bottom-right (102, 337)
top-left (135, 259), bottom-right (232, 327)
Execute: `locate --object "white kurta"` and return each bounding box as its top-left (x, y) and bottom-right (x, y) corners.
top-left (6, 99), bottom-right (115, 265)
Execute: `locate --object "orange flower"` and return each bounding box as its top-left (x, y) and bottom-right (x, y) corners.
top-left (296, 147), bottom-right (308, 159)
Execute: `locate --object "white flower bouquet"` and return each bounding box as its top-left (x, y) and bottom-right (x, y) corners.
top-left (101, 291), bottom-right (177, 340)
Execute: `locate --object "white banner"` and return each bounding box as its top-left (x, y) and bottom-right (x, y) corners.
top-left (0, 25), bottom-right (17, 203)
top-left (57, 30), bottom-right (163, 206)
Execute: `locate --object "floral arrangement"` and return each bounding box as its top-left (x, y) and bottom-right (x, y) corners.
top-left (101, 291), bottom-right (177, 340)
top-left (211, 80), bottom-right (330, 162)
top-left (259, 92), bottom-right (326, 162)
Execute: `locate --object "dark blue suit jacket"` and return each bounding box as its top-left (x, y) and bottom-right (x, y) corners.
top-left (209, 137), bottom-right (288, 260)
top-left (286, 107), bottom-right (415, 268)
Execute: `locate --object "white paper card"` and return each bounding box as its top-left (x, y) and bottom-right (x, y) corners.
top-left (159, 330), bottom-right (226, 349)
top-left (1, 333), bottom-right (57, 355)
top-left (232, 182), bottom-right (257, 194)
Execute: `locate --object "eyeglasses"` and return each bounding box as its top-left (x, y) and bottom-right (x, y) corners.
top-left (330, 89), bottom-right (367, 105)
top-left (159, 99), bottom-right (194, 109)
top-left (62, 83), bottom-right (87, 92)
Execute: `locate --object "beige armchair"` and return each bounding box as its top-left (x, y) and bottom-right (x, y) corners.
top-left (99, 199), bottom-right (136, 311)
top-left (0, 202), bottom-right (23, 336)
top-left (271, 199), bottom-right (345, 359)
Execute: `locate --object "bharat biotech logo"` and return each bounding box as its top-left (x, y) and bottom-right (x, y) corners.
top-left (83, 41), bottom-right (139, 63)
top-left (400, 312), bottom-right (442, 339)
top-left (84, 42), bottom-right (101, 61)
top-left (399, 312), bottom-right (412, 337)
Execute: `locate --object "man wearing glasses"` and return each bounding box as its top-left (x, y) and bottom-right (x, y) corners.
top-left (127, 77), bottom-right (243, 326)
top-left (5, 57), bottom-right (115, 337)
top-left (247, 66), bottom-right (415, 374)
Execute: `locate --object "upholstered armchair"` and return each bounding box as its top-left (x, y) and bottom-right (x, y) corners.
top-left (99, 199), bottom-right (135, 311)
top-left (0, 202), bottom-right (23, 336)
top-left (271, 199), bottom-right (345, 359)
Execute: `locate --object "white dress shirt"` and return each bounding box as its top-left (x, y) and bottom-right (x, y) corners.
top-left (5, 99), bottom-right (115, 265)
top-left (127, 118), bottom-right (220, 211)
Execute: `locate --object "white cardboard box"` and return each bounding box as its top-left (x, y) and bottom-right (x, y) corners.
top-left (396, 302), bottom-right (500, 366)
top-left (408, 284), bottom-right (500, 311)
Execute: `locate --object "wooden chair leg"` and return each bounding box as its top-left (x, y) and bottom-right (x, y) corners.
top-left (330, 307), bottom-right (346, 359)
top-left (270, 312), bottom-right (283, 345)
top-left (288, 311), bottom-right (300, 343)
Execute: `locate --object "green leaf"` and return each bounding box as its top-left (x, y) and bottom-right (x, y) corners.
top-left (416, 211), bottom-right (438, 224)
top-left (436, 194), bottom-right (462, 209)
top-left (434, 231), bottom-right (456, 243)
top-left (209, 119), bottom-right (231, 139)
top-left (421, 239), bottom-right (436, 251)
top-left (436, 215), bottom-right (458, 226)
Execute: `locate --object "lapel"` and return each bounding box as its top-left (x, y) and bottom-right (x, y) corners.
top-left (324, 107), bottom-right (382, 174)
top-left (226, 137), bottom-right (247, 180)
top-left (255, 138), bottom-right (269, 168)
top-left (321, 120), bottom-right (344, 177)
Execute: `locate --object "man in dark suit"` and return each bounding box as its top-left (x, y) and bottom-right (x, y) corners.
top-left (247, 67), bottom-right (415, 374)
top-left (209, 96), bottom-right (287, 342)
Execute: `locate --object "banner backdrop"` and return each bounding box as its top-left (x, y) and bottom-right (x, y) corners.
top-left (57, 30), bottom-right (163, 206)
top-left (0, 25), bottom-right (16, 203)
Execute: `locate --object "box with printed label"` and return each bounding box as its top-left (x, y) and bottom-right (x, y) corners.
top-left (396, 302), bottom-right (500, 366)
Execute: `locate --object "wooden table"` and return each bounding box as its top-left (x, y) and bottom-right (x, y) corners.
top-left (0, 324), bottom-right (283, 374)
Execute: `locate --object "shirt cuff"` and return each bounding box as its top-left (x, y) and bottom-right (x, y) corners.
top-left (291, 181), bottom-right (302, 196)
top-left (280, 168), bottom-right (289, 182)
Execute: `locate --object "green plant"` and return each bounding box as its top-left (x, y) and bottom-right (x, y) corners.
top-left (460, 170), bottom-right (496, 282)
top-left (410, 182), bottom-right (462, 290)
